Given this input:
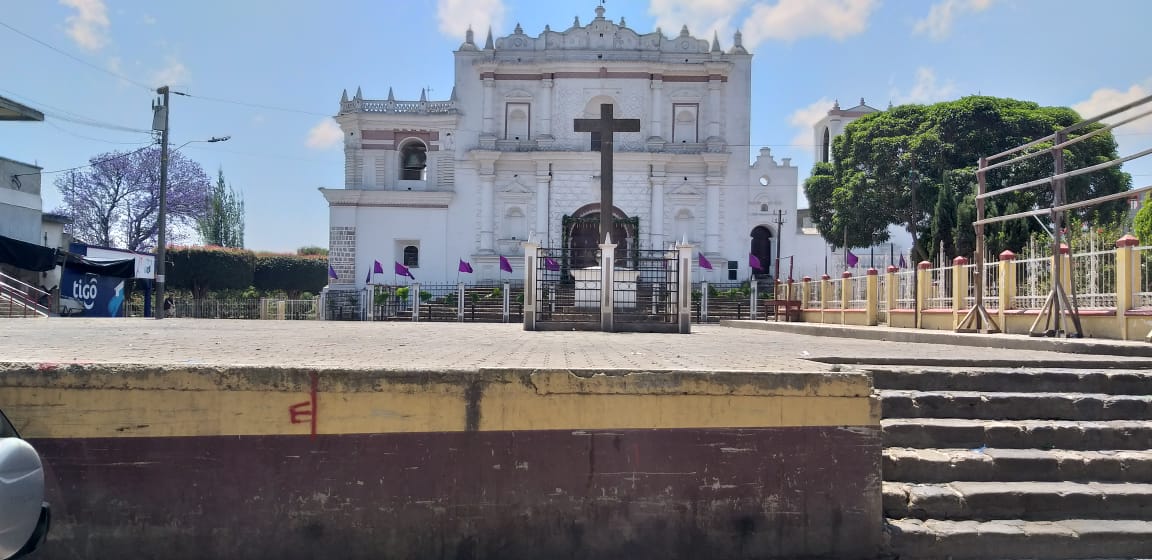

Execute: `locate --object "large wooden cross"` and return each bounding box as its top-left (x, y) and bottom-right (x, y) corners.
top-left (574, 104), bottom-right (641, 244)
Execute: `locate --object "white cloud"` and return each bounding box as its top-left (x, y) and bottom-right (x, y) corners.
top-left (437, 0), bottom-right (505, 40)
top-left (742, 0), bottom-right (877, 48)
top-left (913, 0), bottom-right (994, 40)
top-left (788, 97), bottom-right (835, 150)
top-left (60, 0), bottom-right (110, 51)
top-left (1072, 79), bottom-right (1152, 134)
top-left (648, 0), bottom-right (745, 44)
top-left (306, 119), bottom-right (343, 150)
top-left (890, 67), bottom-right (957, 105)
top-left (151, 57), bottom-right (190, 87)
top-left (141, 14), bottom-right (157, 25)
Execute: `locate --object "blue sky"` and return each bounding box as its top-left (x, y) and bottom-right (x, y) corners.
top-left (2, 0), bottom-right (1150, 252)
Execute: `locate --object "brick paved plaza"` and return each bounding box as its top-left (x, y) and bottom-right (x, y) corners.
top-left (1, 319), bottom-right (1147, 370)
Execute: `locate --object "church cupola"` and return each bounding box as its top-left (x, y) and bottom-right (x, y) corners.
top-left (729, 30), bottom-right (747, 54)
top-left (460, 26), bottom-right (478, 51)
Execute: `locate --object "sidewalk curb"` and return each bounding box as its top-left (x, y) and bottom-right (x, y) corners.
top-left (721, 320), bottom-right (1152, 358)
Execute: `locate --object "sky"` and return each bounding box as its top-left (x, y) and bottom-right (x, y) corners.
top-left (2, 0), bottom-right (1150, 253)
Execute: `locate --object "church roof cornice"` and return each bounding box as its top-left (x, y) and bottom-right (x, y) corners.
top-left (457, 5), bottom-right (745, 62)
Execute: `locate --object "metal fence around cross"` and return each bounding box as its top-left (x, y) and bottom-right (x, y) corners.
top-left (533, 247), bottom-right (600, 327)
top-left (615, 248), bottom-right (680, 326)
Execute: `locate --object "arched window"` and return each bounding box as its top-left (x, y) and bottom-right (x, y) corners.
top-left (403, 245), bottom-right (419, 267)
top-left (821, 127), bottom-right (831, 163)
top-left (760, 203), bottom-right (769, 212)
top-left (503, 207), bottom-right (527, 240)
top-left (674, 208), bottom-right (695, 242)
top-left (399, 140), bottom-right (427, 181)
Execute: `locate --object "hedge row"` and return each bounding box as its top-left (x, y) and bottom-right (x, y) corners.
top-left (166, 246), bottom-right (326, 299)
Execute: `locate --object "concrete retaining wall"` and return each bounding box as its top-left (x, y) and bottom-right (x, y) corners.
top-left (1, 362), bottom-right (881, 559)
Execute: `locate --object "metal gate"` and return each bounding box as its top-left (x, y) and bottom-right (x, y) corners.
top-left (532, 247), bottom-right (600, 329)
top-left (614, 248), bottom-right (680, 329)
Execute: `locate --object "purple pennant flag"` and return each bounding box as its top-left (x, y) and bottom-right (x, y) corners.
top-left (698, 253), bottom-right (713, 270)
top-left (459, 259), bottom-right (473, 274)
top-left (846, 249), bottom-right (859, 268)
top-left (749, 253), bottom-right (762, 271)
top-left (394, 261), bottom-right (415, 279)
top-left (898, 253), bottom-right (907, 269)
top-left (373, 260), bottom-right (384, 274)
top-left (365, 269), bottom-right (371, 284)
top-left (544, 256), bottom-right (560, 271)
top-left (499, 255), bottom-right (513, 273)
top-left (328, 265), bottom-right (338, 280)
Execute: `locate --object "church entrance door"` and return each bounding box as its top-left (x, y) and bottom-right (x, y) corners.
top-left (750, 226), bottom-right (773, 279)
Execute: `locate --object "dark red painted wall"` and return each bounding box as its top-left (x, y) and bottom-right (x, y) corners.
top-left (32, 427), bottom-right (881, 559)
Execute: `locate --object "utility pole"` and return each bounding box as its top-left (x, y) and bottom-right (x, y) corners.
top-left (153, 86), bottom-right (170, 320)
top-left (772, 209), bottom-right (787, 284)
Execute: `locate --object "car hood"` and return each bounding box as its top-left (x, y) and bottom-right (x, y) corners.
top-left (0, 438), bottom-right (44, 559)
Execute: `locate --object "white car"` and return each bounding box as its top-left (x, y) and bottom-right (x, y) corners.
top-left (57, 296), bottom-right (85, 317)
top-left (0, 408), bottom-right (49, 559)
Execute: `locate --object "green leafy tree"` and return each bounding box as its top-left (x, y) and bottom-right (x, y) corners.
top-left (804, 161), bottom-right (889, 250)
top-left (167, 246), bottom-right (255, 300)
top-left (929, 180), bottom-right (956, 261)
top-left (196, 168), bottom-right (245, 248)
top-left (808, 96), bottom-right (1131, 261)
top-left (1134, 197), bottom-right (1152, 244)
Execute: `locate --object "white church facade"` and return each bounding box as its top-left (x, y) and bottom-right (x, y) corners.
top-left (321, 5), bottom-right (832, 287)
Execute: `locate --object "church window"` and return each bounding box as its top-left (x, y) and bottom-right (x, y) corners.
top-left (399, 140), bottom-right (428, 181)
top-left (672, 104), bottom-right (698, 143)
top-left (760, 203), bottom-right (769, 212)
top-left (403, 245), bottom-right (420, 267)
top-left (590, 131), bottom-right (601, 152)
top-left (503, 207), bottom-right (527, 240)
top-left (674, 208), bottom-right (694, 242)
top-left (728, 261), bottom-right (738, 281)
top-left (821, 127), bottom-right (831, 163)
top-left (505, 103), bottom-right (530, 141)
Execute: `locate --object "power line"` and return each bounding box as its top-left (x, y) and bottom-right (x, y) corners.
top-left (173, 91), bottom-right (331, 117)
top-left (0, 19), bottom-right (154, 91)
top-left (12, 142), bottom-right (157, 177)
top-left (45, 121), bottom-right (155, 145)
top-left (0, 87), bottom-right (153, 134)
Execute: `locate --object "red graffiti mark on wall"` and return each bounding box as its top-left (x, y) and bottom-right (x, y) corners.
top-left (288, 371), bottom-right (319, 437)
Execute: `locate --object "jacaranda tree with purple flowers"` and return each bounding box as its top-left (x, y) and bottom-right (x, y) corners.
top-left (55, 145), bottom-right (212, 252)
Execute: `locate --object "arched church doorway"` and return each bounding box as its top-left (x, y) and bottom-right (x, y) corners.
top-left (562, 204), bottom-right (639, 270)
top-left (750, 226), bottom-right (773, 279)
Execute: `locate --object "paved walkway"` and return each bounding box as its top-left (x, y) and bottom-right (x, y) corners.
top-left (2, 318), bottom-right (1150, 371)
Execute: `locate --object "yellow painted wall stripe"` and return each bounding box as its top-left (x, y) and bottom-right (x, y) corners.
top-left (0, 365), bottom-right (877, 438)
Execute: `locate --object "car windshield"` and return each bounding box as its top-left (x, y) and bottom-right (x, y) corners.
top-left (0, 408), bottom-right (20, 439)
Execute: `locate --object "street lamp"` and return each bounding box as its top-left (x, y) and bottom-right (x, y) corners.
top-left (152, 86), bottom-right (230, 320)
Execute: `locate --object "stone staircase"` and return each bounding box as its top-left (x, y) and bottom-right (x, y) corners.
top-left (878, 366), bottom-right (1152, 559)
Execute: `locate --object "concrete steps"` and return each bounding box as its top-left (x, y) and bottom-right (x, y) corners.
top-left (887, 519), bottom-right (1152, 560)
top-left (880, 390), bottom-right (1152, 421)
top-left (884, 481), bottom-right (1152, 521)
top-left (883, 418), bottom-right (1152, 450)
top-left (885, 447), bottom-right (1152, 483)
top-left (878, 367), bottom-right (1152, 559)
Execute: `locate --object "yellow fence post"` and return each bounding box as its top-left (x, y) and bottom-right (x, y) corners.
top-left (865, 268), bottom-right (879, 326)
top-left (801, 276), bottom-right (812, 310)
top-left (999, 250), bottom-right (1016, 330)
top-left (885, 265), bottom-right (898, 326)
top-left (1116, 234), bottom-right (1139, 339)
top-left (841, 271), bottom-right (852, 325)
top-left (1055, 243), bottom-right (1072, 294)
top-left (820, 274), bottom-right (831, 324)
top-left (952, 256), bottom-right (969, 328)
top-left (916, 261), bottom-right (931, 329)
